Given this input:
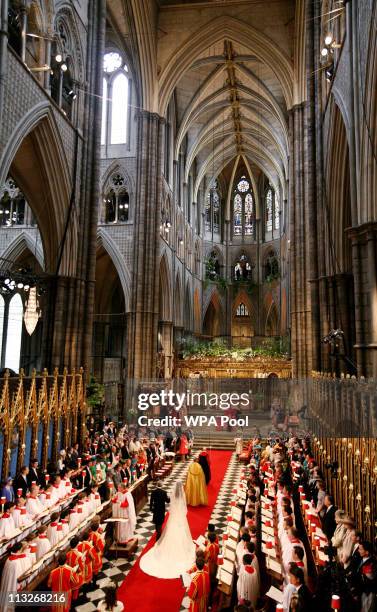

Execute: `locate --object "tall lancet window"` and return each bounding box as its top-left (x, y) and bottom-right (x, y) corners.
top-left (264, 183), bottom-right (280, 233)
top-left (205, 181), bottom-right (221, 234)
top-left (101, 52), bottom-right (129, 146)
top-left (274, 193), bottom-right (280, 229)
top-left (233, 176), bottom-right (255, 238)
top-left (265, 187), bottom-right (273, 232)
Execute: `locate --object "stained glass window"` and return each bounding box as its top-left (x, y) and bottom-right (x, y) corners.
top-left (205, 192), bottom-right (211, 231)
top-left (233, 175), bottom-right (255, 238)
top-left (236, 303), bottom-right (249, 317)
top-left (275, 193), bottom-right (280, 229)
top-left (237, 178), bottom-right (250, 193)
top-left (103, 52), bottom-right (122, 73)
top-left (213, 191), bottom-right (220, 233)
top-left (244, 193), bottom-right (254, 235)
top-left (205, 181), bottom-right (221, 233)
top-left (102, 52), bottom-right (129, 145)
top-left (266, 188), bottom-right (273, 232)
top-left (233, 194), bottom-right (242, 235)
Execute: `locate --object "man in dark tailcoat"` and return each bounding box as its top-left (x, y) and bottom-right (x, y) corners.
top-left (149, 480), bottom-right (170, 540)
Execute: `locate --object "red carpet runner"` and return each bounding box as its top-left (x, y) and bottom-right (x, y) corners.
top-left (118, 450), bottom-right (232, 612)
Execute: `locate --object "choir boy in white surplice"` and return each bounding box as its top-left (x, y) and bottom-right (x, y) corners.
top-left (26, 485), bottom-right (45, 518)
top-left (88, 485), bottom-right (102, 514)
top-left (35, 526), bottom-right (52, 560)
top-left (39, 485), bottom-right (55, 510)
top-left (0, 542), bottom-right (33, 607)
top-left (0, 505), bottom-right (17, 539)
top-left (113, 483), bottom-right (136, 544)
top-left (11, 498), bottom-right (33, 529)
top-left (237, 553), bottom-right (259, 608)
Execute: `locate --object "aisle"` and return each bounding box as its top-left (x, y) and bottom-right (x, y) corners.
top-left (117, 450), bottom-right (232, 612)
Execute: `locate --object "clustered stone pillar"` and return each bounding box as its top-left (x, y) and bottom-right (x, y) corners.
top-left (349, 223), bottom-right (377, 378)
top-left (126, 111), bottom-right (165, 382)
top-left (41, 0), bottom-right (106, 376)
top-left (289, 102), bottom-right (313, 378)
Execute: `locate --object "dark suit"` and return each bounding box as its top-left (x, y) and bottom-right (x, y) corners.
top-left (150, 487), bottom-right (170, 540)
top-left (322, 505), bottom-right (337, 540)
top-left (14, 473), bottom-right (29, 498)
top-left (290, 583), bottom-right (312, 611)
top-left (28, 467), bottom-right (42, 487)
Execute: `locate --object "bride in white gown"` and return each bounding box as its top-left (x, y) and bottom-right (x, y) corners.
top-left (140, 481), bottom-right (195, 578)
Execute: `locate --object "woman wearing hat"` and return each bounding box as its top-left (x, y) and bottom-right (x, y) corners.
top-left (339, 515), bottom-right (356, 564)
top-left (331, 510), bottom-right (347, 559)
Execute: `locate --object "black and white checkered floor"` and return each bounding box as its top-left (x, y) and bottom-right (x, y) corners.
top-left (74, 452), bottom-right (241, 612)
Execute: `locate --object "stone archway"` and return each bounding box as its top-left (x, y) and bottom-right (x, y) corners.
top-left (231, 291), bottom-right (253, 347)
top-left (203, 293), bottom-right (223, 338)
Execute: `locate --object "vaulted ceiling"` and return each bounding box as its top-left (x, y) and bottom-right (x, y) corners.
top-left (171, 38), bottom-right (290, 197)
top-left (107, 1), bottom-right (301, 199)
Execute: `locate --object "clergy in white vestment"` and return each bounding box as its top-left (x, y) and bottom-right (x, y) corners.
top-left (237, 553), bottom-right (259, 608)
top-left (282, 579), bottom-right (297, 611)
top-left (245, 541), bottom-right (260, 593)
top-left (26, 486), bottom-right (44, 518)
top-left (235, 533), bottom-right (252, 574)
top-left (282, 529), bottom-right (307, 575)
top-left (113, 483), bottom-right (136, 544)
top-left (291, 546), bottom-right (308, 583)
top-left (0, 507), bottom-right (17, 540)
top-left (11, 499), bottom-right (33, 529)
top-left (35, 526), bottom-right (52, 560)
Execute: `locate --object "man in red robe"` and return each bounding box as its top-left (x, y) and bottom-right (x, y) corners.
top-left (88, 521), bottom-right (105, 573)
top-left (187, 558), bottom-right (210, 612)
top-left (205, 532), bottom-right (219, 581)
top-left (77, 531), bottom-right (96, 584)
top-left (66, 537), bottom-right (85, 601)
top-left (179, 434), bottom-right (189, 460)
top-left (47, 552), bottom-right (79, 612)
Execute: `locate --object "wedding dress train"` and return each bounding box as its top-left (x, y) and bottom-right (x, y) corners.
top-left (139, 482), bottom-right (195, 578)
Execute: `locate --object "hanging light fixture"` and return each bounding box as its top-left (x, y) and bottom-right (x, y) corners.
top-left (24, 287), bottom-right (41, 335)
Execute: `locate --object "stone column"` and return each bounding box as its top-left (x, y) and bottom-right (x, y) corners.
top-left (349, 223), bottom-right (377, 377)
top-left (126, 111), bottom-right (165, 381)
top-left (289, 102), bottom-right (313, 377)
top-left (0, 0), bottom-right (9, 136)
top-left (41, 0), bottom-right (106, 375)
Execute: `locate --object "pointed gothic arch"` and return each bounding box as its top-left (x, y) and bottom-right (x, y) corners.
top-left (0, 104), bottom-right (74, 275)
top-left (0, 230), bottom-right (44, 271)
top-left (202, 290), bottom-right (223, 338)
top-left (96, 228), bottom-right (131, 312)
top-left (265, 301), bottom-right (279, 337)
